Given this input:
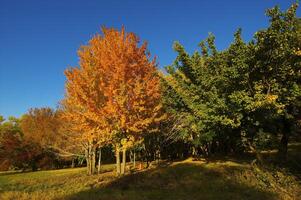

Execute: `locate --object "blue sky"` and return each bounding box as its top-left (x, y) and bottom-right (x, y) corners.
top-left (0, 0), bottom-right (299, 119)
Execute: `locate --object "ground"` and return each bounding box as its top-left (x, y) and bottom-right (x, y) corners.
top-left (0, 157), bottom-right (300, 200)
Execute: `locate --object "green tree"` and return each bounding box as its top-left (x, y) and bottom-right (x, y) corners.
top-left (250, 4), bottom-right (301, 159)
top-left (162, 3), bottom-right (301, 161)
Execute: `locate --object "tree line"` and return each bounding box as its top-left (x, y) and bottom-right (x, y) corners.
top-left (0, 3), bottom-right (300, 175)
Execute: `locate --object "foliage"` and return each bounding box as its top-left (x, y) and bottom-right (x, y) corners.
top-left (63, 27), bottom-right (165, 175)
top-left (0, 3), bottom-right (300, 186)
top-left (162, 3), bottom-right (301, 159)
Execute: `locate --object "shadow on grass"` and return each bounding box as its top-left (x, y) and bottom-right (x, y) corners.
top-left (281, 142), bottom-right (301, 180)
top-left (64, 162), bottom-right (278, 200)
top-left (0, 171), bottom-right (23, 176)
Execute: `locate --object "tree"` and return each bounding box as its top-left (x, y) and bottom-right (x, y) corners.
top-left (0, 116), bottom-right (41, 171)
top-left (0, 116), bottom-right (23, 170)
top-left (63, 27), bottom-right (165, 175)
top-left (250, 4), bottom-right (301, 159)
top-left (20, 107), bottom-right (82, 169)
top-left (162, 3), bottom-right (301, 162)
top-left (97, 27), bottom-right (164, 174)
top-left (21, 108), bottom-right (61, 148)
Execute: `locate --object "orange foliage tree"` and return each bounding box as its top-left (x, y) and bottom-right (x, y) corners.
top-left (62, 65), bottom-right (111, 175)
top-left (21, 108), bottom-right (61, 148)
top-left (21, 108), bottom-right (85, 170)
top-left (63, 27), bottom-right (165, 175)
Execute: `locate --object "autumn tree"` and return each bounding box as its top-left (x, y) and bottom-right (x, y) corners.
top-left (98, 28), bottom-right (164, 175)
top-left (21, 108), bottom-right (61, 148)
top-left (63, 27), bottom-right (164, 175)
top-left (0, 116), bottom-right (42, 171)
top-left (20, 108), bottom-right (81, 169)
top-left (62, 31), bottom-right (113, 175)
top-left (0, 116), bottom-right (24, 170)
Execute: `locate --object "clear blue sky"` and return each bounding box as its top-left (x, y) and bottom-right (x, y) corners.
top-left (0, 0), bottom-right (299, 119)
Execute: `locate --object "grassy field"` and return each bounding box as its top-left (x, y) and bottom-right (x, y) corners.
top-left (0, 158), bottom-right (300, 200)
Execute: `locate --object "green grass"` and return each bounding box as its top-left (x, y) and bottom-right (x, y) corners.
top-left (0, 159), bottom-right (299, 200)
top-left (0, 164), bottom-right (115, 200)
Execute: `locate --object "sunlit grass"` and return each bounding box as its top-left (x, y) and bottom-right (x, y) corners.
top-left (0, 160), bottom-right (299, 200)
top-left (0, 164), bottom-right (115, 200)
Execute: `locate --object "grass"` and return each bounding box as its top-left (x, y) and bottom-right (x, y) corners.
top-left (0, 164), bottom-right (115, 200)
top-left (0, 158), bottom-right (300, 200)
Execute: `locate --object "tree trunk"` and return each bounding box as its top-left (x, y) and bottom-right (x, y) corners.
top-left (98, 148), bottom-right (102, 174)
top-left (116, 147), bottom-right (121, 175)
top-left (121, 147), bottom-right (126, 175)
top-left (278, 119), bottom-right (290, 161)
top-left (31, 161), bottom-right (37, 171)
top-left (278, 131), bottom-right (289, 161)
top-left (192, 146), bottom-right (196, 157)
top-left (86, 144), bottom-right (96, 175)
top-left (89, 144), bottom-right (92, 175)
top-left (130, 150), bottom-right (133, 163)
top-left (91, 148), bottom-right (96, 174)
top-left (133, 151), bottom-right (136, 169)
top-left (156, 149), bottom-right (160, 164)
top-left (71, 158), bottom-right (75, 168)
top-left (85, 149), bottom-right (90, 175)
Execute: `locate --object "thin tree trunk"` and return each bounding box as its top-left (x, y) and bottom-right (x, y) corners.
top-left (88, 144), bottom-right (92, 175)
top-left (89, 144), bottom-right (92, 175)
top-left (91, 148), bottom-right (96, 174)
top-left (85, 149), bottom-right (90, 175)
top-left (278, 131), bottom-right (289, 161)
top-left (278, 118), bottom-right (290, 161)
top-left (130, 150), bottom-right (133, 163)
top-left (192, 146), bottom-right (196, 157)
top-left (98, 148), bottom-right (102, 174)
top-left (71, 158), bottom-right (75, 168)
top-left (116, 147), bottom-right (121, 175)
top-left (133, 151), bottom-right (136, 169)
top-left (121, 147), bottom-right (126, 175)
top-left (156, 149), bottom-right (160, 164)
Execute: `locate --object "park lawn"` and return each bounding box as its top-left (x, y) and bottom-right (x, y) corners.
top-left (0, 159), bottom-right (299, 200)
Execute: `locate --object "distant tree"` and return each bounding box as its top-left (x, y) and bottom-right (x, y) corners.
top-left (0, 116), bottom-right (41, 170)
top-left (20, 108), bottom-right (78, 168)
top-left (21, 108), bottom-right (61, 148)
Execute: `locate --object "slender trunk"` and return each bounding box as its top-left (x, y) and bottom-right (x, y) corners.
top-left (121, 147), bottom-right (126, 175)
top-left (139, 152), bottom-right (142, 170)
top-left (130, 150), bottom-right (133, 163)
top-left (71, 158), bottom-right (75, 168)
top-left (89, 144), bottom-right (92, 175)
top-left (278, 119), bottom-right (290, 161)
top-left (192, 146), bottom-right (196, 157)
top-left (91, 148), bottom-right (96, 174)
top-left (146, 156), bottom-right (149, 168)
top-left (98, 148), bottom-right (102, 174)
top-left (133, 151), bottom-right (136, 169)
top-left (155, 149), bottom-right (159, 164)
top-left (116, 147), bottom-right (121, 175)
top-left (278, 131), bottom-right (289, 161)
top-left (85, 149), bottom-right (90, 175)
top-left (89, 145), bottom-right (92, 175)
top-left (31, 161), bottom-right (37, 171)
